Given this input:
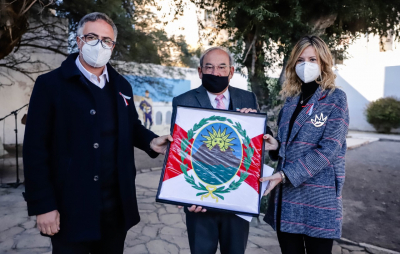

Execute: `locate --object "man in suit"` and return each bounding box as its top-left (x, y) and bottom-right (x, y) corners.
top-left (171, 46), bottom-right (272, 254)
top-left (23, 12), bottom-right (171, 253)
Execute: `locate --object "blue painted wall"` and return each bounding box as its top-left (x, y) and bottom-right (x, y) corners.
top-left (124, 75), bottom-right (191, 102)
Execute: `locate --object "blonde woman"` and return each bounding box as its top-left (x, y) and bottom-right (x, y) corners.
top-left (261, 36), bottom-right (349, 254)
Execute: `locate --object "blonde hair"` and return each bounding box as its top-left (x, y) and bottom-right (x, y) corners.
top-left (280, 36), bottom-right (336, 98)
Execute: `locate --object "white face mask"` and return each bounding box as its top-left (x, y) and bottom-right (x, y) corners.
top-left (295, 62), bottom-right (320, 83)
top-left (79, 38), bottom-right (112, 68)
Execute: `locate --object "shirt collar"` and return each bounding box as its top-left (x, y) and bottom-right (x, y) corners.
top-left (75, 56), bottom-right (109, 83)
top-left (207, 88), bottom-right (230, 102)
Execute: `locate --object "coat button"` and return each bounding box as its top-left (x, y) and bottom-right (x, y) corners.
top-left (94, 175), bottom-right (99, 181)
top-left (93, 143), bottom-right (99, 149)
top-left (90, 109), bottom-right (96, 115)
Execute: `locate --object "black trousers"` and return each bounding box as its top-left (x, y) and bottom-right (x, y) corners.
top-left (186, 210), bottom-right (250, 254)
top-left (277, 231), bottom-right (333, 254)
top-left (276, 187), bottom-right (333, 254)
top-left (51, 228), bottom-right (126, 254)
top-left (51, 190), bottom-right (126, 254)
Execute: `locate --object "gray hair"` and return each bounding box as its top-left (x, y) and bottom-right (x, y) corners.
top-left (199, 46), bottom-right (233, 67)
top-left (77, 12), bottom-right (118, 40)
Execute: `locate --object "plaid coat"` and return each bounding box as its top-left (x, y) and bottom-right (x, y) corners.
top-left (264, 86), bottom-right (349, 239)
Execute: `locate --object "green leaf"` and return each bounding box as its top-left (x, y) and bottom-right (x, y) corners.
top-left (187, 129), bottom-right (194, 140)
top-left (214, 193), bottom-right (224, 200)
top-left (198, 182), bottom-right (207, 190)
top-left (181, 138), bottom-right (189, 151)
top-left (227, 119), bottom-right (233, 124)
top-left (193, 186), bottom-right (207, 191)
top-left (196, 192), bottom-right (209, 196)
top-left (244, 158), bottom-right (252, 170)
top-left (180, 151), bottom-right (188, 162)
top-left (240, 171), bottom-right (249, 180)
top-left (214, 189), bottom-right (230, 194)
top-left (244, 137), bottom-right (251, 146)
top-left (180, 163), bottom-right (188, 174)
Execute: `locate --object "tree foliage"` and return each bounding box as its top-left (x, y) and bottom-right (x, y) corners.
top-left (55, 0), bottom-right (196, 66)
top-left (176, 0), bottom-right (400, 108)
top-left (0, 0), bottom-right (53, 60)
top-left (365, 97), bottom-right (400, 133)
top-left (0, 0), bottom-right (199, 87)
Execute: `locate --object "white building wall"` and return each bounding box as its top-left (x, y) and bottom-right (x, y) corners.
top-left (335, 34), bottom-right (400, 133)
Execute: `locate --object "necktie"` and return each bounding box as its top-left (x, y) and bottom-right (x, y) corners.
top-left (215, 94), bottom-right (226, 110)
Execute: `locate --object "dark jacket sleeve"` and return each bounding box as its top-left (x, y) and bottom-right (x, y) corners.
top-left (269, 108), bottom-right (283, 161)
top-left (170, 97), bottom-right (178, 135)
top-left (23, 75), bottom-right (58, 216)
top-left (129, 94), bottom-right (159, 158)
top-left (269, 142), bottom-right (281, 162)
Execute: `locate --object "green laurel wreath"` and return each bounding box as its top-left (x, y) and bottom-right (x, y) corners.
top-left (179, 115), bottom-right (255, 201)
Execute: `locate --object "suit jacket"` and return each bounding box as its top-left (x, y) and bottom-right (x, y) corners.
top-left (171, 85), bottom-right (261, 132)
top-left (23, 53), bottom-right (158, 242)
top-left (264, 86), bottom-right (349, 239)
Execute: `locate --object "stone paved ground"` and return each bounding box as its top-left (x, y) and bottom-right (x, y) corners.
top-left (1, 169), bottom-right (393, 254)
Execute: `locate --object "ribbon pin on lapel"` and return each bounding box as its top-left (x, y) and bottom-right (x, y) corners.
top-left (311, 113), bottom-right (327, 127)
top-left (119, 92), bottom-right (131, 106)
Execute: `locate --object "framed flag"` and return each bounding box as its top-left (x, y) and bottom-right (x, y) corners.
top-left (156, 106), bottom-right (266, 216)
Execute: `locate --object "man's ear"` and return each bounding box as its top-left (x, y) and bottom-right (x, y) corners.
top-left (229, 66), bottom-right (235, 79)
top-left (76, 36), bottom-right (82, 50)
top-left (198, 66), bottom-right (203, 79)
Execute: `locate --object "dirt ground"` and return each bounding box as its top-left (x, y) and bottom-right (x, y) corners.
top-left (342, 141), bottom-right (400, 251)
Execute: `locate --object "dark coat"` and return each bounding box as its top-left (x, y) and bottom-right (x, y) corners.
top-left (23, 53), bottom-right (158, 242)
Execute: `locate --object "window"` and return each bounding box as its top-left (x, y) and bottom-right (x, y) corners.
top-left (156, 112), bottom-right (162, 125)
top-left (166, 111), bottom-right (172, 125)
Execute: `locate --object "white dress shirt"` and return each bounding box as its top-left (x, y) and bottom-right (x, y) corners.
top-left (207, 89), bottom-right (230, 110)
top-left (75, 56), bottom-right (109, 89)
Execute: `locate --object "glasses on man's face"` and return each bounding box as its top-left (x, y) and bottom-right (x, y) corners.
top-left (80, 33), bottom-right (115, 49)
top-left (202, 64), bottom-right (230, 74)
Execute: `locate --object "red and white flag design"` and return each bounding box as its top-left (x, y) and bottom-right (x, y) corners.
top-left (157, 106), bottom-right (266, 215)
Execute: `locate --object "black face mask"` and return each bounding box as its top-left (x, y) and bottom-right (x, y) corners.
top-left (201, 73), bottom-right (230, 93)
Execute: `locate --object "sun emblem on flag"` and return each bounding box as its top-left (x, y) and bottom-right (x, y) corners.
top-left (178, 116), bottom-right (255, 203)
top-left (201, 126), bottom-right (235, 152)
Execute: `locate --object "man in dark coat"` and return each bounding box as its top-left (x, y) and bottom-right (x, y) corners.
top-left (170, 46), bottom-right (272, 254)
top-left (23, 12), bottom-right (171, 253)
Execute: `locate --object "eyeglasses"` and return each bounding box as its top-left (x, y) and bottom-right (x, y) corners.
top-left (80, 33), bottom-right (116, 49)
top-left (202, 64), bottom-right (230, 74)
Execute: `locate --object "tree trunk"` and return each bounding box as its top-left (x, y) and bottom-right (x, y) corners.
top-left (0, 0), bottom-right (31, 60)
top-left (243, 30), bottom-right (269, 108)
top-left (277, 57), bottom-right (288, 87)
